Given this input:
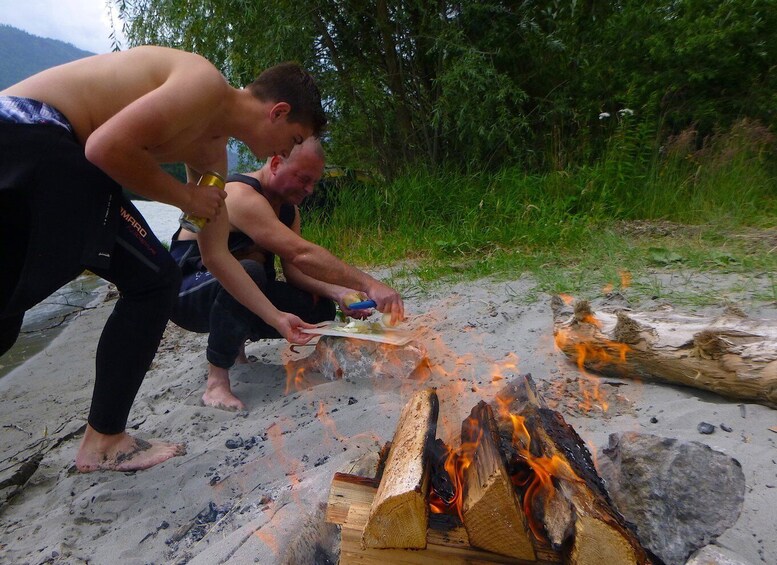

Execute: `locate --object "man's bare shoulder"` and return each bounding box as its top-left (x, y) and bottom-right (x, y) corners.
top-left (225, 181), bottom-right (284, 228)
top-left (119, 45), bottom-right (221, 82)
top-left (225, 180), bottom-right (275, 210)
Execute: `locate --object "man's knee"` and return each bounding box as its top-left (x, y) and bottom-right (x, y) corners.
top-left (240, 260), bottom-right (267, 290)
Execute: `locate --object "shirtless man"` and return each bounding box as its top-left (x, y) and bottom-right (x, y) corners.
top-left (0, 45), bottom-right (326, 472)
top-left (171, 137), bottom-right (404, 410)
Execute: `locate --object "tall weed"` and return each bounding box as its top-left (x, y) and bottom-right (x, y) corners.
top-left (303, 119), bottom-right (776, 280)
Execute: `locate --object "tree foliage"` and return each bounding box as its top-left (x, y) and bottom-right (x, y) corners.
top-left (113, 0), bottom-right (777, 175)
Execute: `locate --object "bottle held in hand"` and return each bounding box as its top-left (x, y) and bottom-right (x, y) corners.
top-left (178, 171), bottom-right (225, 232)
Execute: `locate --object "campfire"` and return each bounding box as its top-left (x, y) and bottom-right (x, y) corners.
top-left (325, 376), bottom-right (652, 564)
top-left (316, 289), bottom-right (770, 563)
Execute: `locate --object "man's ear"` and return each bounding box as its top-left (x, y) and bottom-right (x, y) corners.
top-left (269, 102), bottom-right (291, 122)
top-left (269, 154), bottom-right (283, 173)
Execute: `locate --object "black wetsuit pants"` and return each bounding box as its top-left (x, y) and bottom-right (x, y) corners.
top-left (171, 260), bottom-right (335, 369)
top-left (0, 121), bottom-right (181, 435)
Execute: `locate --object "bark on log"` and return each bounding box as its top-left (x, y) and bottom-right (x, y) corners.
top-left (522, 406), bottom-right (648, 564)
top-left (361, 388), bottom-right (439, 549)
top-left (551, 296), bottom-right (777, 409)
top-left (461, 401), bottom-right (536, 560)
top-left (493, 374), bottom-right (651, 564)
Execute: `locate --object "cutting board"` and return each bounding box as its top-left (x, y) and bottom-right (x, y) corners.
top-left (301, 320), bottom-right (417, 346)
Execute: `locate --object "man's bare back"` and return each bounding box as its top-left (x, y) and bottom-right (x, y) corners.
top-left (2, 46), bottom-right (226, 153)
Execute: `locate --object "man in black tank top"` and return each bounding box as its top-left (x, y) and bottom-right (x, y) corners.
top-left (170, 138), bottom-right (405, 411)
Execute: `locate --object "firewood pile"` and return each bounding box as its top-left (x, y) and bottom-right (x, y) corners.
top-left (325, 377), bottom-right (654, 564)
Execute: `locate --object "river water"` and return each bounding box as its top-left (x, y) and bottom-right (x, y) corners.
top-left (0, 201), bottom-right (182, 378)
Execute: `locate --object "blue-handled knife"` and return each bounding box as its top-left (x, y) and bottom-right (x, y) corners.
top-left (347, 299), bottom-right (377, 309)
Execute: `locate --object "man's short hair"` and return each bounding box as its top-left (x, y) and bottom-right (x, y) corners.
top-left (247, 63), bottom-right (327, 137)
top-left (269, 136), bottom-right (325, 167)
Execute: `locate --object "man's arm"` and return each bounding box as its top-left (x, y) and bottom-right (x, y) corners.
top-left (196, 208), bottom-right (314, 344)
top-left (84, 57), bottom-right (227, 219)
top-left (278, 211), bottom-right (387, 316)
top-left (227, 185), bottom-right (404, 321)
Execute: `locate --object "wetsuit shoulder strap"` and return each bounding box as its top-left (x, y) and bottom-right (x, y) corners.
top-left (279, 204), bottom-right (295, 228)
top-left (227, 173), bottom-right (263, 194)
top-left (228, 173), bottom-right (295, 227)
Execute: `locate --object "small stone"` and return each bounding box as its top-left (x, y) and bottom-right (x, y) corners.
top-left (697, 422), bottom-right (716, 435)
top-left (650, 416), bottom-right (658, 424)
top-left (720, 423), bottom-right (733, 432)
top-left (348, 397), bottom-right (358, 405)
top-left (225, 437), bottom-right (244, 449)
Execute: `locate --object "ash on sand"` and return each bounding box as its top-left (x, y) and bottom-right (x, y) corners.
top-left (0, 270), bottom-right (775, 564)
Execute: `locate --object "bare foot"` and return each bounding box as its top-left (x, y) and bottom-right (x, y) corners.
top-left (202, 364), bottom-right (246, 411)
top-left (75, 425), bottom-right (186, 472)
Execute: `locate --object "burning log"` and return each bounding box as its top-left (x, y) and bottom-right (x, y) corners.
top-left (526, 408), bottom-right (647, 564)
top-left (461, 401), bottom-right (536, 561)
top-left (494, 374), bottom-right (651, 564)
top-left (552, 296), bottom-right (777, 409)
top-left (361, 387), bottom-right (439, 549)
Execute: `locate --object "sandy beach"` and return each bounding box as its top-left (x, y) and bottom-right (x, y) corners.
top-left (0, 267), bottom-right (775, 565)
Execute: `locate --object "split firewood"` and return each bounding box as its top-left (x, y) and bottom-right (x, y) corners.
top-left (361, 388), bottom-right (439, 549)
top-left (493, 374), bottom-right (650, 563)
top-left (551, 295), bottom-right (777, 409)
top-left (461, 401), bottom-right (536, 560)
top-left (493, 375), bottom-right (574, 549)
top-left (521, 406), bottom-right (649, 564)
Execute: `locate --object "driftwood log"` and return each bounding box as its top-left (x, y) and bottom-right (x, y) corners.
top-left (551, 295), bottom-right (777, 409)
top-left (494, 375), bottom-right (651, 564)
top-left (361, 387), bottom-right (439, 549)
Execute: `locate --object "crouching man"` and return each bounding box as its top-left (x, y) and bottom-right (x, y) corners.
top-left (170, 137), bottom-right (404, 410)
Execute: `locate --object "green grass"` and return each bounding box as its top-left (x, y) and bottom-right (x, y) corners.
top-left (303, 119), bottom-right (777, 306)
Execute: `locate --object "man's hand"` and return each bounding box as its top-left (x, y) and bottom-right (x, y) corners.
top-left (181, 181), bottom-right (227, 220)
top-left (273, 313), bottom-right (316, 345)
top-left (339, 290), bottom-right (372, 320)
top-left (365, 283), bottom-right (405, 326)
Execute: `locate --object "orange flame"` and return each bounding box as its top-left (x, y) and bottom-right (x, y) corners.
top-left (495, 393), bottom-right (584, 540)
top-left (254, 528), bottom-right (279, 553)
top-left (429, 427), bottom-right (480, 521)
top-left (316, 401), bottom-right (343, 445)
top-left (602, 270), bottom-right (631, 295)
top-left (569, 336), bottom-right (629, 412)
top-left (284, 365), bottom-right (308, 394)
top-left (553, 301), bottom-right (633, 413)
